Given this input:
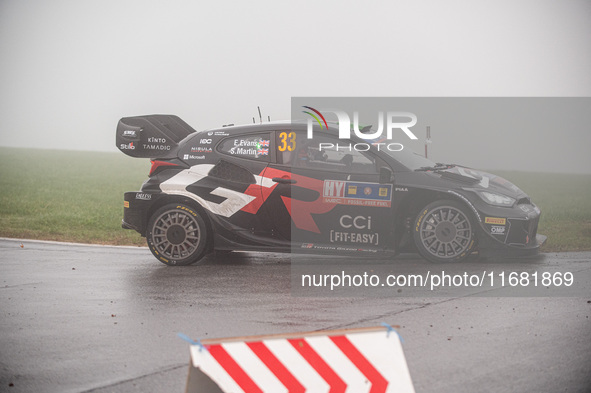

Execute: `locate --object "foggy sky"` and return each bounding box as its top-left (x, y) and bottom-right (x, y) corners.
top-left (1, 0), bottom-right (590, 173)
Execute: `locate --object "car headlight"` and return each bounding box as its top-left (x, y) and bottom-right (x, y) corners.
top-left (476, 191), bottom-right (516, 207)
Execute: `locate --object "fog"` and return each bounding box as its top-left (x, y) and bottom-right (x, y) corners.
top-left (1, 0), bottom-right (590, 173)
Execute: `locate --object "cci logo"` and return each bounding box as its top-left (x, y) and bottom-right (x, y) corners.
top-left (340, 215), bottom-right (372, 230)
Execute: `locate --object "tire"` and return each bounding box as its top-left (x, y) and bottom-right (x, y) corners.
top-left (413, 200), bottom-right (476, 263)
top-left (146, 203), bottom-right (208, 266)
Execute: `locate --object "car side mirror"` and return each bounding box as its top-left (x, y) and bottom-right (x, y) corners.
top-left (379, 167), bottom-right (394, 184)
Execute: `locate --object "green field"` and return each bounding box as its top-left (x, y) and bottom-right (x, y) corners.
top-left (488, 170), bottom-right (591, 252)
top-left (0, 147), bottom-right (590, 251)
top-left (0, 147), bottom-right (148, 246)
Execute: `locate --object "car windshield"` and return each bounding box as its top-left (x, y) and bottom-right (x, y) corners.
top-left (383, 147), bottom-right (436, 170)
top-left (367, 137), bottom-right (435, 170)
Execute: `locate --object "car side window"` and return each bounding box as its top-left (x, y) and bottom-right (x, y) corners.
top-left (277, 132), bottom-right (377, 174)
top-left (218, 133), bottom-right (271, 162)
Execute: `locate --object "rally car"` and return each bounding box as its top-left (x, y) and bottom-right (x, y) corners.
top-left (116, 114), bottom-right (546, 265)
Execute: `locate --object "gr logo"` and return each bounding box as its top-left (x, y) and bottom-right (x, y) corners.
top-left (302, 106), bottom-right (418, 140)
top-left (340, 215), bottom-right (372, 230)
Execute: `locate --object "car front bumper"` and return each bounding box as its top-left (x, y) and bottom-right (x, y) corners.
top-left (474, 203), bottom-right (546, 258)
top-left (478, 233), bottom-right (547, 258)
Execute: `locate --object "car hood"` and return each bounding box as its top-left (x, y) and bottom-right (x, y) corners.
top-left (434, 166), bottom-right (527, 199)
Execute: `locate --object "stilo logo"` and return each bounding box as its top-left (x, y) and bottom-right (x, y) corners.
top-left (302, 106), bottom-right (418, 141)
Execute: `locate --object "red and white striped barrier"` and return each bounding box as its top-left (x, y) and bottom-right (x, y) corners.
top-left (185, 326), bottom-right (414, 393)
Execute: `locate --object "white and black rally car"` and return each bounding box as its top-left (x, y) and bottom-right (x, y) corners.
top-left (116, 115), bottom-right (546, 265)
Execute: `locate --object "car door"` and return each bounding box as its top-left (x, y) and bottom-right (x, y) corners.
top-left (261, 130), bottom-right (396, 253)
top-left (204, 131), bottom-right (274, 237)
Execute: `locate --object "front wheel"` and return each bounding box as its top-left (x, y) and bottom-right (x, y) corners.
top-left (146, 203), bottom-right (208, 266)
top-left (413, 200), bottom-right (476, 263)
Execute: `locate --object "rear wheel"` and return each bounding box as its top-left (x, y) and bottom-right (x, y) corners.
top-left (146, 203), bottom-right (208, 266)
top-left (413, 200), bottom-right (476, 263)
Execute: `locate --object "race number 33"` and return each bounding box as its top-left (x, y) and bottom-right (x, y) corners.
top-left (278, 131), bottom-right (296, 152)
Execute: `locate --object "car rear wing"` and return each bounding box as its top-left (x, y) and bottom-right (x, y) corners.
top-left (116, 115), bottom-right (197, 158)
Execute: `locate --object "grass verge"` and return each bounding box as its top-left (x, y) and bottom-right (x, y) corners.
top-left (0, 147), bottom-right (147, 246)
top-left (491, 171), bottom-right (591, 252)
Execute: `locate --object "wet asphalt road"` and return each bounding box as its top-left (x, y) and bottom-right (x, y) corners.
top-left (1, 238), bottom-right (590, 393)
